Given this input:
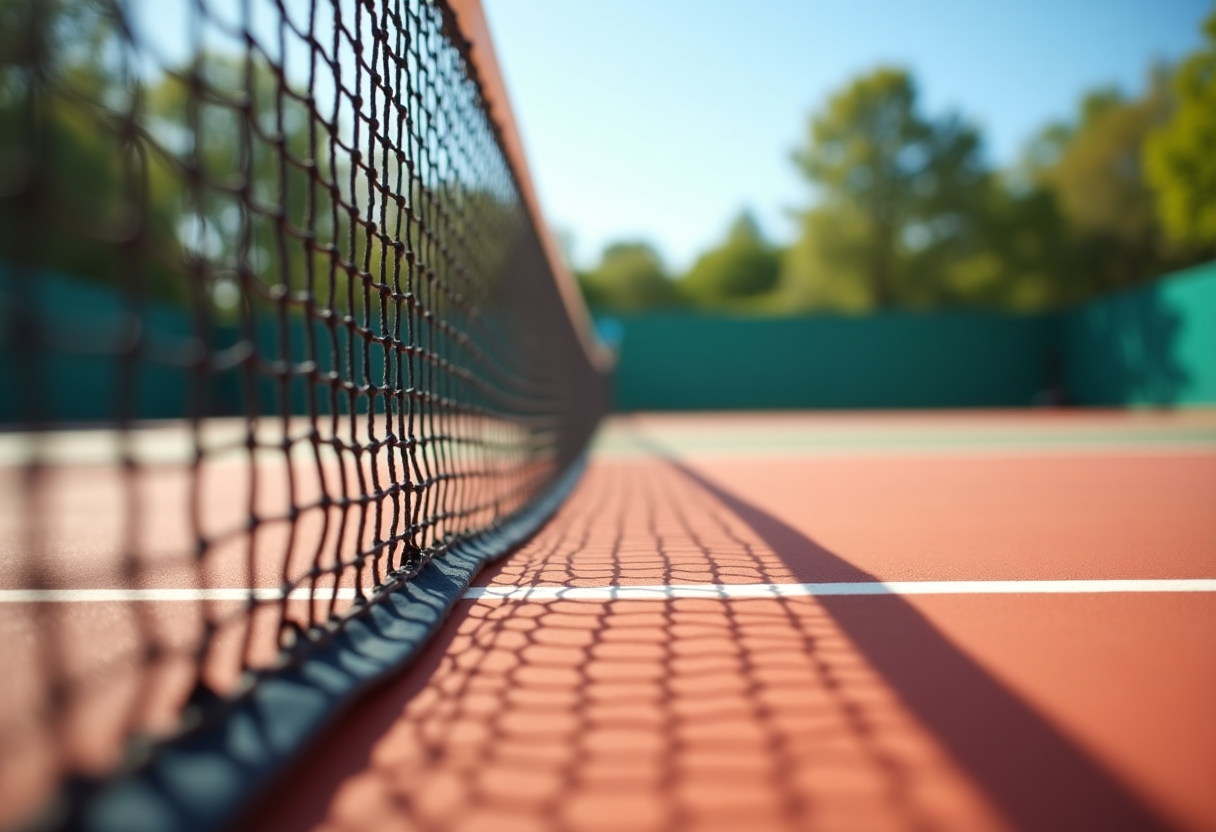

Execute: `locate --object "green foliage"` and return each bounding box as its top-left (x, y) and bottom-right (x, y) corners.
top-left (779, 206), bottom-right (875, 312)
top-left (783, 67), bottom-right (989, 310)
top-left (680, 212), bottom-right (780, 308)
top-left (0, 0), bottom-right (366, 317)
top-left (578, 242), bottom-right (684, 312)
top-left (939, 183), bottom-right (1079, 310)
top-left (142, 53), bottom-right (348, 316)
top-left (0, 0), bottom-right (185, 302)
top-left (1027, 78), bottom-right (1178, 291)
top-left (779, 47), bottom-right (1213, 316)
top-left (1145, 10), bottom-right (1216, 249)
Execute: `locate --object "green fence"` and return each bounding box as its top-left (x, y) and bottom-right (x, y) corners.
top-left (0, 266), bottom-right (531, 424)
top-left (605, 312), bottom-right (1055, 410)
top-left (1063, 260), bottom-right (1216, 407)
top-left (3, 261), bottom-right (1213, 421)
top-left (600, 260), bottom-right (1216, 411)
top-left (0, 270), bottom-right (208, 423)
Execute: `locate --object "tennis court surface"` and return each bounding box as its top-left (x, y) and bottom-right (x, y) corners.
top-left (225, 409), bottom-right (1215, 832)
top-left (3, 0), bottom-right (1215, 829)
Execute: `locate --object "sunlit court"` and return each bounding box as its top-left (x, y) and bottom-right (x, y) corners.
top-left (2, 0), bottom-right (1215, 831)
top-left (230, 411), bottom-right (1216, 832)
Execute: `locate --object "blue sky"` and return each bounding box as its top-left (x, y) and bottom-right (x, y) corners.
top-left (481, 0), bottom-right (1212, 271)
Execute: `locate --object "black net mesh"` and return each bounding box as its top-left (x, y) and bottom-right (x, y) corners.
top-left (0, 0), bottom-right (605, 826)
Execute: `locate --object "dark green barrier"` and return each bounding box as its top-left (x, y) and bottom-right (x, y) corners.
top-left (604, 312), bottom-right (1056, 410)
top-left (0, 269), bottom-right (197, 423)
top-left (601, 259), bottom-right (1216, 411)
top-left (1063, 260), bottom-right (1216, 407)
top-left (6, 261), bottom-right (1213, 421)
top-left (0, 268), bottom-right (514, 424)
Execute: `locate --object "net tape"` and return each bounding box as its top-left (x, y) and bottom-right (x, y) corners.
top-left (0, 0), bottom-right (604, 826)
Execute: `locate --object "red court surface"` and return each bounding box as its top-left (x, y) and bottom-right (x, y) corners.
top-left (234, 411), bottom-right (1216, 832)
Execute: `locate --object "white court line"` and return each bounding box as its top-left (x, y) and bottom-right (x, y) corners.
top-left (0, 588), bottom-right (363, 603)
top-left (464, 579), bottom-right (1216, 601)
top-left (3, 579), bottom-right (1215, 603)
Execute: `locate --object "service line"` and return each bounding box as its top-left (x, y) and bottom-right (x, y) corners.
top-left (3, 579), bottom-right (1216, 603)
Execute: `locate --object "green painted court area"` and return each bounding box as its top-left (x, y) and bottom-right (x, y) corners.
top-left (592, 409), bottom-right (1216, 457)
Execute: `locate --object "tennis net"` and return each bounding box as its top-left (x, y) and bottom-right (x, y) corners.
top-left (0, 0), bottom-right (608, 828)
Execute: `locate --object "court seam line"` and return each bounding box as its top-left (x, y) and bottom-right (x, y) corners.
top-left (3, 579), bottom-right (1215, 603)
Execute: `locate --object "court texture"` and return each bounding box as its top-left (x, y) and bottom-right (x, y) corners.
top-left (4, 409), bottom-right (1214, 832)
top-left (226, 408), bottom-right (1215, 832)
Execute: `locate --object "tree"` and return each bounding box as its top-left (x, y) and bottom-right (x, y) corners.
top-left (938, 182), bottom-right (1079, 311)
top-left (1145, 10), bottom-right (1216, 250)
top-left (143, 53), bottom-right (344, 315)
top-left (779, 207), bottom-right (875, 312)
top-left (784, 67), bottom-right (988, 310)
top-left (0, 0), bottom-right (186, 302)
top-left (1027, 79), bottom-right (1178, 291)
top-left (577, 242), bottom-right (683, 312)
top-left (0, 1), bottom-right (341, 311)
top-left (679, 212), bottom-right (780, 308)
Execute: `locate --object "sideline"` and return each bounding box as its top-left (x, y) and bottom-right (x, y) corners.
top-left (4, 579), bottom-right (1215, 603)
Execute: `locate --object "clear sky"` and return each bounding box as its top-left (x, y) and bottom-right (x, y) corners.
top-left (481, 0), bottom-right (1212, 271)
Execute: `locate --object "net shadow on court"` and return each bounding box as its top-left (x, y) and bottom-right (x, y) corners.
top-left (238, 451), bottom-right (1177, 832)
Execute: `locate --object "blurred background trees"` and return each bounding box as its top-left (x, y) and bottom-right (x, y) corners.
top-left (1145, 12), bottom-right (1216, 251)
top-left (576, 242), bottom-right (681, 311)
top-left (0, 0), bottom-right (340, 313)
top-left (580, 8), bottom-right (1215, 316)
top-left (680, 212), bottom-right (780, 309)
top-left (783, 68), bottom-right (988, 311)
top-left (1023, 77), bottom-right (1176, 295)
top-left (0, 0), bottom-right (187, 302)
